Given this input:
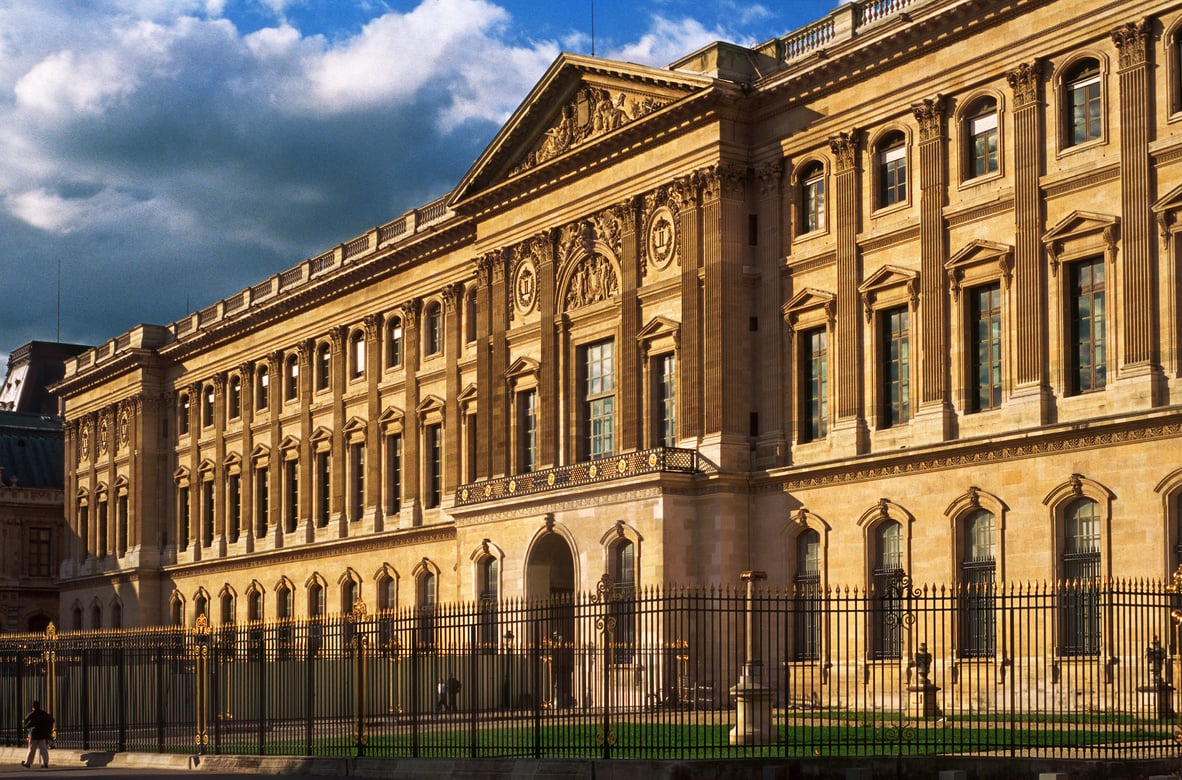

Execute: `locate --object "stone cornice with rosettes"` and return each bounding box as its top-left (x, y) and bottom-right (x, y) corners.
top-left (162, 526), bottom-right (457, 579)
top-left (770, 413), bottom-right (1182, 492)
top-left (157, 221), bottom-right (475, 365)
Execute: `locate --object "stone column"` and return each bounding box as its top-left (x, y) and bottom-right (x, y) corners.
top-left (401, 300), bottom-right (422, 527)
top-left (186, 383), bottom-right (200, 555)
top-left (297, 340), bottom-right (314, 542)
top-left (1112, 20), bottom-right (1163, 394)
top-left (363, 315), bottom-right (382, 532)
top-left (490, 255), bottom-right (510, 477)
top-left (266, 351), bottom-right (282, 548)
top-left (616, 199), bottom-right (643, 454)
top-left (443, 283), bottom-right (463, 496)
top-left (475, 255), bottom-right (494, 478)
top-left (212, 373), bottom-right (227, 555)
top-left (675, 175), bottom-right (703, 442)
top-left (729, 571), bottom-right (775, 745)
top-left (755, 161), bottom-right (787, 467)
top-left (239, 361), bottom-right (255, 553)
top-left (828, 131), bottom-right (868, 452)
top-left (539, 234), bottom-right (559, 468)
top-left (912, 96), bottom-right (954, 439)
top-left (329, 327), bottom-right (347, 533)
top-left (1006, 61), bottom-right (1051, 424)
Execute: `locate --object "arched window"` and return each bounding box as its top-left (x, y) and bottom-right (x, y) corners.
top-left (341, 578), bottom-right (357, 614)
top-left (1063, 58), bottom-right (1102, 147)
top-left (478, 556), bottom-right (498, 648)
top-left (377, 574), bottom-right (396, 647)
top-left (350, 330), bottom-right (365, 379)
top-left (247, 590), bottom-right (263, 622)
top-left (228, 374), bottom-right (242, 419)
top-left (1060, 498), bottom-right (1101, 656)
top-left (255, 365), bottom-right (269, 411)
top-left (284, 354), bottom-right (299, 401)
top-left (960, 510), bottom-right (996, 657)
top-left (609, 539), bottom-right (636, 663)
top-left (465, 288), bottom-right (478, 344)
top-left (315, 342), bottom-right (331, 392)
top-left (221, 592), bottom-right (235, 624)
top-left (417, 571), bottom-right (436, 646)
top-left (799, 161), bottom-right (826, 234)
top-left (91, 603), bottom-right (102, 630)
top-left (871, 520), bottom-right (904, 659)
top-left (178, 392), bottom-right (190, 435)
top-left (386, 317), bottom-right (403, 368)
top-left (307, 581), bottom-right (325, 657)
top-left (201, 384), bottom-right (214, 428)
top-left (169, 599), bottom-right (183, 627)
top-left (276, 583), bottom-right (294, 656)
top-left (111, 602), bottom-right (123, 629)
top-left (276, 585), bottom-right (292, 619)
top-left (876, 131), bottom-right (907, 208)
top-left (73, 605), bottom-right (84, 631)
top-left (425, 302), bottom-right (443, 357)
top-left (964, 98), bottom-right (999, 179)
top-left (194, 593), bottom-right (209, 625)
top-left (793, 529), bottom-right (821, 660)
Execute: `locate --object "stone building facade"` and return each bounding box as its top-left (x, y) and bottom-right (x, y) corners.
top-left (52, 0), bottom-right (1182, 662)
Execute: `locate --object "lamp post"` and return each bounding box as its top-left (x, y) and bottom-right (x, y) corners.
top-left (502, 629), bottom-right (514, 710)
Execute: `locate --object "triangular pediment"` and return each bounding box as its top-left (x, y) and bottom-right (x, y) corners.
top-left (946, 240), bottom-right (1012, 271)
top-left (505, 357), bottom-right (541, 381)
top-left (416, 394), bottom-right (445, 417)
top-left (636, 316), bottom-right (680, 344)
top-left (782, 288), bottom-right (835, 318)
top-left (1041, 210), bottom-right (1119, 244)
top-left (858, 265), bottom-right (918, 295)
top-left (458, 383), bottom-right (479, 405)
top-left (1154, 183), bottom-right (1182, 214)
top-left (451, 53), bottom-right (713, 204)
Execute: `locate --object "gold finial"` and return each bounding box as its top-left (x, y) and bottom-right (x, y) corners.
top-left (350, 597), bottom-right (368, 622)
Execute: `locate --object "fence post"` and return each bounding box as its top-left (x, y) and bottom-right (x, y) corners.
top-left (116, 639), bottom-right (126, 752)
top-left (80, 645), bottom-right (90, 750)
top-left (44, 623), bottom-right (57, 744)
top-left (729, 571), bottom-right (775, 745)
top-left (194, 614), bottom-right (210, 755)
top-left (351, 599), bottom-right (368, 757)
top-left (593, 573), bottom-right (616, 760)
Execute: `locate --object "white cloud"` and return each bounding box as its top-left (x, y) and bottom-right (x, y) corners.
top-left (606, 15), bottom-right (726, 67)
top-left (14, 49), bottom-right (141, 117)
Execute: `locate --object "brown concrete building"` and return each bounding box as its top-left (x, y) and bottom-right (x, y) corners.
top-left (51, 0), bottom-right (1182, 658)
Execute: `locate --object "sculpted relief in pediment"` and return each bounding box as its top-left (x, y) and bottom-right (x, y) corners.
top-left (512, 86), bottom-right (673, 175)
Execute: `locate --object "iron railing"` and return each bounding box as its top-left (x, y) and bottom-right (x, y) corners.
top-left (3, 576), bottom-right (1182, 760)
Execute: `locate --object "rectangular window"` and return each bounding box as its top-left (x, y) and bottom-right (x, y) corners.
top-left (349, 442), bottom-right (364, 522)
top-left (97, 499), bottom-right (108, 559)
top-left (880, 144), bottom-right (907, 206)
top-left (284, 458), bottom-right (298, 534)
top-left (800, 329), bottom-right (827, 442)
top-left (969, 283), bottom-right (1002, 412)
top-left (518, 389), bottom-right (538, 472)
top-left (116, 493), bottom-right (128, 556)
top-left (970, 111), bottom-right (999, 177)
top-left (656, 354), bottom-right (676, 447)
top-left (227, 474), bottom-right (241, 544)
top-left (464, 413), bottom-right (477, 484)
top-left (78, 503), bottom-right (89, 559)
top-left (178, 487), bottom-right (190, 549)
top-left (201, 480), bottom-right (214, 548)
top-left (424, 423), bottom-right (441, 509)
top-left (804, 173), bottom-right (825, 232)
top-left (794, 532), bottom-right (821, 661)
top-left (386, 434), bottom-right (402, 515)
top-left (1070, 258), bottom-right (1105, 394)
top-left (1070, 74), bottom-right (1102, 145)
top-left (881, 307), bottom-right (910, 427)
top-left (254, 467), bottom-right (269, 539)
top-left (584, 339), bottom-right (615, 459)
top-left (28, 527), bottom-right (50, 578)
top-left (315, 451), bottom-right (330, 528)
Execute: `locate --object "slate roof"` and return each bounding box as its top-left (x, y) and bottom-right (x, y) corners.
top-left (0, 412), bottom-right (63, 490)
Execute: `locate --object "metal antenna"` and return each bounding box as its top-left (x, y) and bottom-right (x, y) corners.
top-left (56, 258), bottom-right (61, 342)
top-left (591, 0), bottom-right (595, 57)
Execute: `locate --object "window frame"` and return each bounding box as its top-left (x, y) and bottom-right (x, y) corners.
top-left (959, 95), bottom-right (1002, 183)
top-left (798, 160), bottom-right (828, 236)
top-left (873, 129), bottom-right (910, 212)
top-left (1057, 55), bottom-right (1106, 153)
top-left (424, 301), bottom-right (444, 358)
top-left (581, 338), bottom-right (616, 460)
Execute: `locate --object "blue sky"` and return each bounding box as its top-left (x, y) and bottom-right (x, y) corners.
top-left (0, 0), bottom-right (835, 364)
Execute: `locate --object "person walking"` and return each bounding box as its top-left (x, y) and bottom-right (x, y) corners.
top-left (22, 700), bottom-right (54, 769)
top-left (446, 673), bottom-right (461, 712)
top-left (435, 677), bottom-right (447, 714)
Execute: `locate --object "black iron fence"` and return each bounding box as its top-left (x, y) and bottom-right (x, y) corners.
top-left (4, 574), bottom-right (1182, 760)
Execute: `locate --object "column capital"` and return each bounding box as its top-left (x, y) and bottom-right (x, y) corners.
top-left (1005, 60), bottom-right (1042, 107)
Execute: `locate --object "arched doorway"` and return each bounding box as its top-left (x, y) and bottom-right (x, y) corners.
top-left (525, 532), bottom-right (576, 708)
top-left (26, 614), bottom-right (50, 633)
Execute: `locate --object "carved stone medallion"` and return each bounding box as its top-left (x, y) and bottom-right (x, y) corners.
top-left (646, 205), bottom-right (677, 271)
top-left (514, 258), bottom-right (537, 315)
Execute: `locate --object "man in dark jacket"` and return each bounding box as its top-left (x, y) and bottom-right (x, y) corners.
top-left (22, 700), bottom-right (53, 769)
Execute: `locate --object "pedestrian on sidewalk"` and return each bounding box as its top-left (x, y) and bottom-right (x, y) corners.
top-left (22, 700), bottom-right (54, 769)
